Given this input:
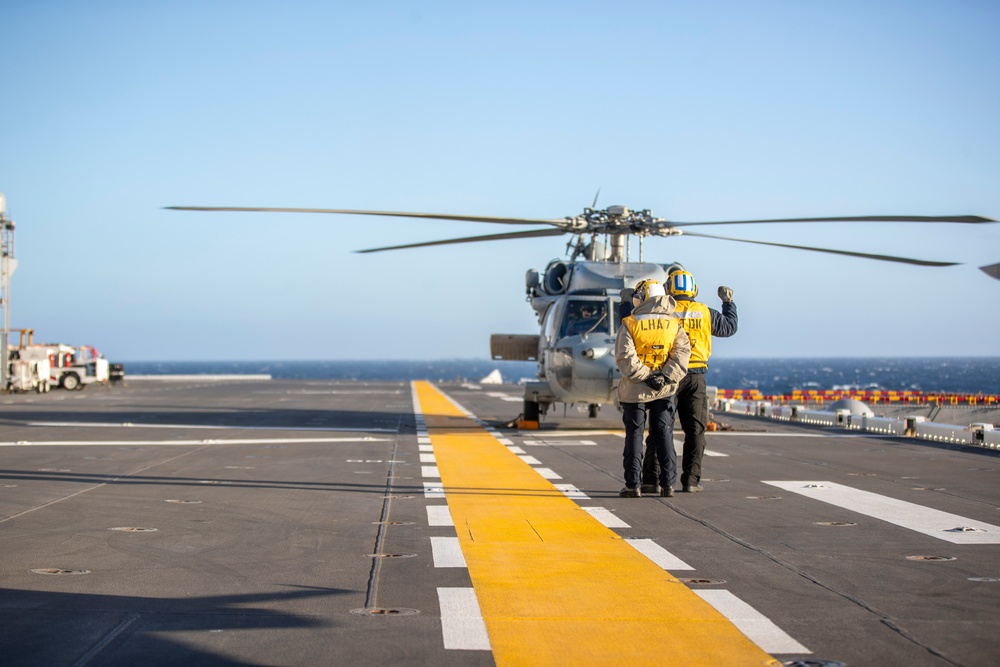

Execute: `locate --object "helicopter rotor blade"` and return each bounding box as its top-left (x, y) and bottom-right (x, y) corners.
top-left (665, 215), bottom-right (995, 227)
top-left (675, 230), bottom-right (960, 267)
top-left (167, 205), bottom-right (987, 266)
top-left (356, 228), bottom-right (567, 253)
top-left (165, 206), bottom-right (573, 228)
top-left (980, 263), bottom-right (1000, 281)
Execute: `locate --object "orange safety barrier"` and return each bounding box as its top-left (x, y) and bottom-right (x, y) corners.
top-left (715, 389), bottom-right (1000, 406)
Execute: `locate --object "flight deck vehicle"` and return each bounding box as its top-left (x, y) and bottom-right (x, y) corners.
top-left (41, 343), bottom-right (109, 390)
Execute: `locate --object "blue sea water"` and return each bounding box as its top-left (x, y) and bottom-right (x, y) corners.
top-left (702, 357), bottom-right (999, 395)
top-left (123, 357), bottom-right (1000, 395)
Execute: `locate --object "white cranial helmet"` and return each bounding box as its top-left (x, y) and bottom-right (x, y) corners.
top-left (632, 279), bottom-right (666, 306)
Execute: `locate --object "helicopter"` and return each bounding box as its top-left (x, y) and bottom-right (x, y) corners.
top-left (167, 203), bottom-right (995, 422)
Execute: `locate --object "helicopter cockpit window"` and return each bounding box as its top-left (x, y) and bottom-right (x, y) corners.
top-left (561, 300), bottom-right (610, 337)
top-left (541, 303), bottom-right (558, 340)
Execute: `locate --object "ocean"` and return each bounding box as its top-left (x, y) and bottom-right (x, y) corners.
top-left (122, 357), bottom-right (999, 395)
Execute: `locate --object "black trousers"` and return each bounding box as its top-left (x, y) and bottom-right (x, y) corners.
top-left (622, 397), bottom-right (676, 489)
top-left (642, 373), bottom-right (707, 488)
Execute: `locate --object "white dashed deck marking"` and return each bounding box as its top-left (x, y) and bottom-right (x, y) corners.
top-left (696, 590), bottom-right (810, 654)
top-left (582, 507), bottom-right (630, 528)
top-left (426, 505), bottom-right (454, 527)
top-left (430, 536), bottom-right (467, 567)
top-left (624, 538), bottom-right (695, 571)
top-left (437, 588), bottom-right (491, 651)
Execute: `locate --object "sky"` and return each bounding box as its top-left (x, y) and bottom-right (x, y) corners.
top-left (1, 0), bottom-right (998, 362)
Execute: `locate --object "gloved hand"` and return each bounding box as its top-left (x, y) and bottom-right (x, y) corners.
top-left (620, 287), bottom-right (635, 302)
top-left (644, 373), bottom-right (667, 391)
top-left (718, 285), bottom-right (734, 303)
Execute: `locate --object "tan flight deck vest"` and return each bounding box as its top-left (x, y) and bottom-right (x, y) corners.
top-left (622, 313), bottom-right (682, 371)
top-left (673, 300), bottom-right (712, 369)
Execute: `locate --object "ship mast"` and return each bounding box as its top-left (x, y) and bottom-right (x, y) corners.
top-left (0, 193), bottom-right (16, 390)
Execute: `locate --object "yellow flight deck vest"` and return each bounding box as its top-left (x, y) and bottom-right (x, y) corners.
top-left (623, 313), bottom-right (681, 371)
top-left (673, 300), bottom-right (712, 369)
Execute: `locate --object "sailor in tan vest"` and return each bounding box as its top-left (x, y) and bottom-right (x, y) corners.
top-left (614, 279), bottom-right (691, 497)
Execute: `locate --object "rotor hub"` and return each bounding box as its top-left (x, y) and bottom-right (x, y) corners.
top-left (576, 206), bottom-right (667, 235)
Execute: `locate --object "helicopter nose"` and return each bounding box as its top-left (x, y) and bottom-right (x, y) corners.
top-left (570, 343), bottom-right (619, 399)
top-left (575, 344), bottom-right (616, 371)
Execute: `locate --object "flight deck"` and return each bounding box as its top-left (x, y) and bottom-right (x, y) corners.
top-left (1, 379), bottom-right (998, 666)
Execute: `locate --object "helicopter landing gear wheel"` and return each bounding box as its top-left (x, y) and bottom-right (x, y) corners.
top-left (588, 403), bottom-right (599, 418)
top-left (523, 399), bottom-right (540, 422)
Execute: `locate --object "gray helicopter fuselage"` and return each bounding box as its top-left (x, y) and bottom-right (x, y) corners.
top-left (506, 259), bottom-right (683, 417)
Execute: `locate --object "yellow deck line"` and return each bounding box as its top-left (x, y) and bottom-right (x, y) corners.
top-left (414, 382), bottom-right (778, 667)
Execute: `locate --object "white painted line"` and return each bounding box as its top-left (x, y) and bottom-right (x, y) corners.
top-left (496, 438), bottom-right (514, 445)
top-left (582, 507), bottom-right (630, 528)
top-left (419, 444), bottom-right (434, 452)
top-left (523, 440), bottom-right (597, 447)
top-left (421, 465), bottom-right (441, 478)
top-left (257, 389), bottom-right (399, 395)
top-left (418, 436), bottom-right (432, 444)
top-left (426, 505), bottom-right (454, 527)
top-left (0, 437), bottom-right (392, 447)
top-left (554, 484), bottom-right (590, 500)
top-left (518, 455), bottom-right (542, 465)
top-left (534, 467), bottom-right (562, 480)
top-left (420, 453), bottom-right (437, 463)
top-left (521, 430), bottom-right (617, 437)
top-left (23, 421), bottom-right (397, 433)
top-left (506, 446), bottom-right (526, 454)
top-left (669, 442), bottom-right (726, 457)
top-left (485, 392), bottom-right (521, 402)
top-left (431, 536), bottom-right (467, 567)
top-left (710, 433), bottom-right (881, 438)
top-left (601, 431), bottom-right (872, 439)
top-left (763, 481), bottom-right (1000, 544)
top-left (695, 590), bottom-right (810, 654)
top-left (437, 588), bottom-right (491, 651)
top-left (624, 538), bottom-right (695, 571)
top-left (423, 482), bottom-right (445, 499)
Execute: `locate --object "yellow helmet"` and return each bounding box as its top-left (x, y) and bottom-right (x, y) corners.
top-left (667, 270), bottom-right (698, 298)
top-left (632, 279), bottom-right (666, 303)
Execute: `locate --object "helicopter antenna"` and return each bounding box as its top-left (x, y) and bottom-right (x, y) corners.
top-left (567, 233), bottom-right (590, 260)
top-left (591, 188), bottom-right (601, 209)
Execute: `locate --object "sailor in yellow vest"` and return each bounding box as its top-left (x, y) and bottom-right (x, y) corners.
top-left (615, 279), bottom-right (691, 497)
top-left (642, 270), bottom-right (738, 493)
